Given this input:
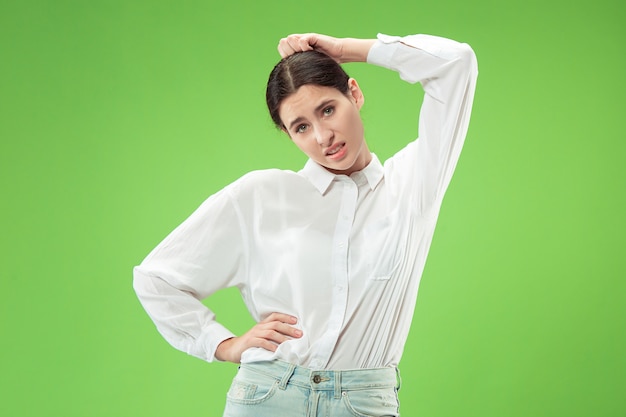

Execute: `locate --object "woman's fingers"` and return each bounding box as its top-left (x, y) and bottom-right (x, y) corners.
top-left (261, 312), bottom-right (298, 325)
top-left (298, 34), bottom-right (316, 51)
top-left (278, 35), bottom-right (300, 58)
top-left (278, 34), bottom-right (316, 58)
top-left (216, 312), bottom-right (302, 363)
top-left (277, 33), bottom-right (344, 62)
top-left (248, 315), bottom-right (302, 350)
top-left (255, 329), bottom-right (292, 348)
top-left (265, 321), bottom-right (302, 339)
top-left (258, 315), bottom-right (302, 343)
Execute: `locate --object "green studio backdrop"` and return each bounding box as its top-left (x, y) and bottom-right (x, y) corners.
top-left (1, 1), bottom-right (624, 416)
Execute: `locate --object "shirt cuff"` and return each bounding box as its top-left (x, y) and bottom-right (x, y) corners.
top-left (366, 33), bottom-right (402, 68)
top-left (203, 322), bottom-right (237, 362)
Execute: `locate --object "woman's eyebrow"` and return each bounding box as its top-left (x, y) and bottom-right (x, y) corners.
top-left (288, 99), bottom-right (335, 131)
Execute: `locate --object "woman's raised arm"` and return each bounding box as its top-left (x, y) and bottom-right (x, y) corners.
top-left (277, 33), bottom-right (376, 63)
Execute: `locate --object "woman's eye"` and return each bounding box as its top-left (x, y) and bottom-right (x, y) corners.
top-left (296, 124), bottom-right (308, 134)
top-left (323, 107), bottom-right (334, 116)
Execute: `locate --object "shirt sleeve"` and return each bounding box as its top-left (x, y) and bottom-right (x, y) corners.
top-left (133, 184), bottom-right (248, 362)
top-left (367, 33), bottom-right (478, 214)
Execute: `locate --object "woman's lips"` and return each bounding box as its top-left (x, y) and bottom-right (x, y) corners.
top-left (326, 143), bottom-right (346, 160)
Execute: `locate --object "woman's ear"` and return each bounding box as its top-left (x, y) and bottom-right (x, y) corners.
top-left (348, 78), bottom-right (364, 110)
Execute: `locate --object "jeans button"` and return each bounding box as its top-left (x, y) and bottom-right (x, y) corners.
top-left (312, 375), bottom-right (322, 384)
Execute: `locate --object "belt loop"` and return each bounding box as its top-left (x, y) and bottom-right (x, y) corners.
top-left (278, 363), bottom-right (296, 390)
top-left (334, 370), bottom-right (342, 399)
top-left (395, 367), bottom-right (402, 391)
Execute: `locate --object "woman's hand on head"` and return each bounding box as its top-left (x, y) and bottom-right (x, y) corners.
top-left (278, 33), bottom-right (343, 61)
top-left (214, 312), bottom-right (302, 364)
top-left (278, 34), bottom-right (376, 64)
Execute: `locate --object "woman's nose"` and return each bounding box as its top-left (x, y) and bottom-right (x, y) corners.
top-left (314, 126), bottom-right (334, 146)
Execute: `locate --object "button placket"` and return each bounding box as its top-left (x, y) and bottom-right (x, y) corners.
top-left (309, 179), bottom-right (357, 369)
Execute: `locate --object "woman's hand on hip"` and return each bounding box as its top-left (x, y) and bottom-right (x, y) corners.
top-left (215, 312), bottom-right (302, 363)
top-left (277, 33), bottom-right (376, 63)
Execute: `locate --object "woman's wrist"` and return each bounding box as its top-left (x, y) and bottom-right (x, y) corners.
top-left (215, 337), bottom-right (236, 362)
top-left (339, 38), bottom-right (377, 63)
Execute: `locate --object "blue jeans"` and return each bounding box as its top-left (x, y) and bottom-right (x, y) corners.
top-left (223, 360), bottom-right (401, 417)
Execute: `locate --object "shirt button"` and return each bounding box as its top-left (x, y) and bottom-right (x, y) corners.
top-left (312, 375), bottom-right (322, 384)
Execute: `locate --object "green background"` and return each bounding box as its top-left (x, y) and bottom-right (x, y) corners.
top-left (1, 0), bottom-right (624, 416)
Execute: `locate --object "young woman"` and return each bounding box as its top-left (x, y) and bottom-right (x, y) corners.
top-left (134, 31), bottom-right (477, 416)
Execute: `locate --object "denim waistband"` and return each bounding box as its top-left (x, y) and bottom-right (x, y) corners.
top-left (239, 360), bottom-right (400, 397)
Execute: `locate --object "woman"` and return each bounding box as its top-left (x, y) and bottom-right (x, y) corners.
top-left (134, 31), bottom-right (477, 416)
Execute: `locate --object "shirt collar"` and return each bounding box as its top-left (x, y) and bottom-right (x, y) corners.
top-left (299, 154), bottom-right (384, 195)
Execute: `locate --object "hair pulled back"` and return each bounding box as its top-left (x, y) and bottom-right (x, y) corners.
top-left (266, 50), bottom-right (350, 129)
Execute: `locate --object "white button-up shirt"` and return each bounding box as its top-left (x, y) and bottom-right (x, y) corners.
top-left (134, 33), bottom-right (478, 370)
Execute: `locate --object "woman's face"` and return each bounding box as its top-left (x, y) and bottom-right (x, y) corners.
top-left (278, 79), bottom-right (371, 176)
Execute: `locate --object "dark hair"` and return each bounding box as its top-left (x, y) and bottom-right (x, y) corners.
top-left (266, 51), bottom-right (350, 129)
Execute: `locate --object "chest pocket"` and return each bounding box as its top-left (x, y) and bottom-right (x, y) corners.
top-left (362, 214), bottom-right (404, 280)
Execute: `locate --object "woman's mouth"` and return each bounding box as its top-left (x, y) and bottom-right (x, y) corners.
top-left (326, 143), bottom-right (346, 159)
